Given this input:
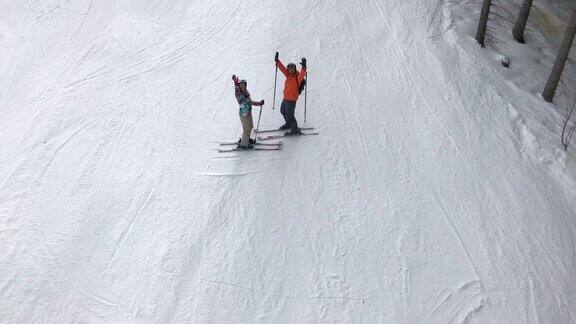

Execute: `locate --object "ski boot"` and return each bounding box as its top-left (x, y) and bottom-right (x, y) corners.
top-left (285, 128), bottom-right (302, 136)
top-left (238, 138), bottom-right (256, 145)
top-left (278, 123), bottom-right (290, 131)
top-left (237, 143), bottom-right (254, 150)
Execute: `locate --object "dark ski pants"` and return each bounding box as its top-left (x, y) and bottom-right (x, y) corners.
top-left (280, 100), bottom-right (298, 130)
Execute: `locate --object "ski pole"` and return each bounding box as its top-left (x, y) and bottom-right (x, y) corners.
top-left (304, 70), bottom-right (308, 123)
top-left (273, 52), bottom-right (278, 110)
top-left (253, 106), bottom-right (263, 144)
top-left (256, 104), bottom-right (263, 136)
top-left (272, 66), bottom-right (278, 110)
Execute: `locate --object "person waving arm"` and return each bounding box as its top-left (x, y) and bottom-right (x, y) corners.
top-left (297, 57), bottom-right (307, 83)
top-left (275, 52), bottom-right (289, 77)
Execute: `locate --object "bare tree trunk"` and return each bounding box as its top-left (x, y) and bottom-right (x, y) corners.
top-left (513, 0), bottom-right (534, 43)
top-left (543, 8), bottom-right (576, 102)
top-left (475, 0), bottom-right (493, 47)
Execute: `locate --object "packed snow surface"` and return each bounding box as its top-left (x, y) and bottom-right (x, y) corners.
top-left (1, 0), bottom-right (575, 322)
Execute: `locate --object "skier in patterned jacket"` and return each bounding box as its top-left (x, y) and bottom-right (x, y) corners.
top-left (232, 75), bottom-right (265, 149)
top-left (275, 52), bottom-right (307, 135)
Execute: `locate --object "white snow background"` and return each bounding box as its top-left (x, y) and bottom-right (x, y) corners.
top-left (1, 0), bottom-right (575, 322)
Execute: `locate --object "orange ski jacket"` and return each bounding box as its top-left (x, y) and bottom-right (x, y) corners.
top-left (276, 61), bottom-right (307, 102)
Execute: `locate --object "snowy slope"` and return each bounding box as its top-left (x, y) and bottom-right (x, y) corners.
top-left (1, 0), bottom-right (575, 323)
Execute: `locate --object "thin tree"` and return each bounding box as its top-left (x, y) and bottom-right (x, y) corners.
top-left (513, 0), bottom-right (534, 43)
top-left (543, 8), bottom-right (576, 102)
top-left (476, 0), bottom-right (493, 47)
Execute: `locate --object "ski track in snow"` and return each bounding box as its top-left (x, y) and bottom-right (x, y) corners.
top-left (1, 0), bottom-right (576, 322)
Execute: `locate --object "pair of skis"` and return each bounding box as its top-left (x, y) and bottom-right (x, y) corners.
top-left (256, 126), bottom-right (319, 140)
top-left (218, 127), bottom-right (318, 152)
top-left (218, 141), bottom-right (283, 152)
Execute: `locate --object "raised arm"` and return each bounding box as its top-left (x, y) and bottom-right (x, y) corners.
top-left (297, 58), bottom-right (307, 83)
top-left (276, 60), bottom-right (288, 77)
top-left (232, 75), bottom-right (243, 104)
top-left (297, 67), bottom-right (307, 83)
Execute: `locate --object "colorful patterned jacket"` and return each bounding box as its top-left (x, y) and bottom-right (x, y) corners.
top-left (234, 79), bottom-right (261, 117)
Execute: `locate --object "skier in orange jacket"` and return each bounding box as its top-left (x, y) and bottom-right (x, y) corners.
top-left (275, 52), bottom-right (307, 135)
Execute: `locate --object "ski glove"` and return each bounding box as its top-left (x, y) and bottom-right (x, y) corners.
top-left (232, 75), bottom-right (238, 82)
top-left (275, 52), bottom-right (279, 62)
top-left (300, 57), bottom-right (306, 69)
top-left (259, 100), bottom-right (265, 106)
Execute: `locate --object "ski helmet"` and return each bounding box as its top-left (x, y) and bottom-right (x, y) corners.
top-left (287, 63), bottom-right (297, 70)
top-left (239, 79), bottom-right (247, 85)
